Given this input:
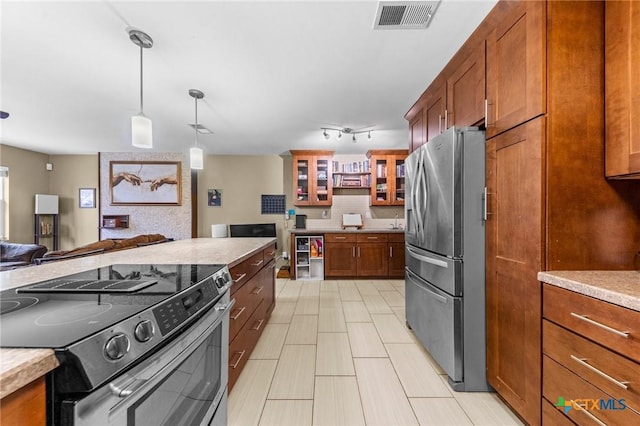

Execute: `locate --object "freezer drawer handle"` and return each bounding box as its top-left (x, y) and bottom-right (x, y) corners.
top-left (570, 355), bottom-right (629, 389)
top-left (570, 312), bottom-right (630, 338)
top-left (406, 247), bottom-right (448, 268)
top-left (407, 269), bottom-right (448, 304)
top-left (576, 404), bottom-right (607, 426)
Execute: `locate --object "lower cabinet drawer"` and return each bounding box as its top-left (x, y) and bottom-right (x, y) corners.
top-left (542, 397), bottom-right (575, 426)
top-left (228, 299), bottom-right (269, 391)
top-left (543, 320), bottom-right (640, 413)
top-left (543, 284), bottom-right (640, 364)
top-left (543, 355), bottom-right (640, 425)
top-left (229, 251), bottom-right (264, 295)
top-left (229, 276), bottom-right (264, 343)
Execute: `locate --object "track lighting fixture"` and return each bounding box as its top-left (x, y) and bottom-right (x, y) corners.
top-left (320, 126), bottom-right (375, 143)
top-left (189, 89), bottom-right (205, 170)
top-left (129, 29), bottom-right (153, 149)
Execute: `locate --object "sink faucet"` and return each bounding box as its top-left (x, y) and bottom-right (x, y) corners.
top-left (392, 213), bottom-right (399, 229)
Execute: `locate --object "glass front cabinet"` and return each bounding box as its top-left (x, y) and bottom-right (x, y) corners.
top-left (367, 150), bottom-right (408, 206)
top-left (291, 150), bottom-right (333, 207)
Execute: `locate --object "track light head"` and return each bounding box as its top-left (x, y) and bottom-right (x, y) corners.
top-left (337, 131), bottom-right (342, 140)
top-left (352, 134), bottom-right (357, 143)
top-left (367, 131), bottom-right (372, 141)
top-left (323, 129), bottom-right (330, 140)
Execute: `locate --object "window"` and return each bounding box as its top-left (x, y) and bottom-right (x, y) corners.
top-left (0, 166), bottom-right (8, 240)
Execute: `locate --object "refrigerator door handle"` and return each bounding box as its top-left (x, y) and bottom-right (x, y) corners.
top-left (406, 269), bottom-right (448, 303)
top-left (406, 247), bottom-right (448, 268)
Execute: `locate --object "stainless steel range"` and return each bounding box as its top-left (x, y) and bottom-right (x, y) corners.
top-left (0, 263), bottom-right (233, 426)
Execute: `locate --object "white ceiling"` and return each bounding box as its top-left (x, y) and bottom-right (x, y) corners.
top-left (0, 0), bottom-right (497, 156)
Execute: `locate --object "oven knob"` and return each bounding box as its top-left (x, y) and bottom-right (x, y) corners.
top-left (215, 276), bottom-right (226, 288)
top-left (104, 334), bottom-right (130, 360)
top-left (134, 320), bottom-right (155, 342)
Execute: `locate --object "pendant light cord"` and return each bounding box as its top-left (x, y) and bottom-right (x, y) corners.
top-left (139, 43), bottom-right (144, 113)
top-left (194, 95), bottom-right (199, 146)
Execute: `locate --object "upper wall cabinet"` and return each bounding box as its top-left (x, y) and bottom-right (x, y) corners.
top-left (405, 39), bottom-right (485, 153)
top-left (446, 41), bottom-right (486, 130)
top-left (605, 0), bottom-right (640, 178)
top-left (367, 150), bottom-right (408, 206)
top-left (485, 0), bottom-right (545, 139)
top-left (291, 150), bottom-right (333, 207)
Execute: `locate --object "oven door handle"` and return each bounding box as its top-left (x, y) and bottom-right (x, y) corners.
top-left (108, 298), bottom-right (235, 411)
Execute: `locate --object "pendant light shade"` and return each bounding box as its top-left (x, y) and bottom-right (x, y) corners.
top-left (129, 29), bottom-right (153, 149)
top-left (190, 146), bottom-right (204, 169)
top-left (189, 89), bottom-right (205, 170)
top-left (132, 113), bottom-right (152, 148)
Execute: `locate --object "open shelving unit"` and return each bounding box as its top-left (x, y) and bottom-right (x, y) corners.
top-left (294, 235), bottom-right (324, 280)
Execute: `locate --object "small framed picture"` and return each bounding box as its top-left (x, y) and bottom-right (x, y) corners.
top-left (208, 189), bottom-right (222, 207)
top-left (79, 188), bottom-right (96, 208)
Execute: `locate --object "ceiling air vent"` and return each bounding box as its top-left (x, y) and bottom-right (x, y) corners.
top-left (188, 123), bottom-right (214, 134)
top-left (373, 1), bottom-right (440, 30)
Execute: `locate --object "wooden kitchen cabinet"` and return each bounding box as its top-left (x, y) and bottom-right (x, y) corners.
top-left (605, 0), bottom-right (640, 178)
top-left (446, 40), bottom-right (485, 130)
top-left (483, 2), bottom-right (640, 424)
top-left (291, 150), bottom-right (333, 206)
top-left (424, 80), bottom-right (447, 143)
top-left (542, 284), bottom-right (640, 425)
top-left (408, 108), bottom-right (426, 153)
top-left (228, 244), bottom-right (276, 391)
top-left (388, 233), bottom-right (405, 278)
top-left (485, 0), bottom-right (545, 139)
top-left (366, 150), bottom-right (407, 206)
top-left (324, 233), bottom-right (357, 277)
top-left (355, 233), bottom-right (388, 277)
top-left (0, 377), bottom-right (46, 426)
top-left (485, 117), bottom-right (544, 425)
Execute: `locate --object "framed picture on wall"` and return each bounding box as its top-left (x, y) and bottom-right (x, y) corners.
top-left (208, 189), bottom-right (222, 207)
top-left (79, 188), bottom-right (96, 208)
top-left (109, 161), bottom-right (181, 205)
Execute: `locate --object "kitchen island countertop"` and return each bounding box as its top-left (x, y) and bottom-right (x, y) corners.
top-left (538, 270), bottom-right (640, 312)
top-left (0, 237), bottom-right (275, 399)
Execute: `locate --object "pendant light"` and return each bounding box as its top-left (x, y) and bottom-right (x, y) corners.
top-left (129, 29), bottom-right (153, 149)
top-left (189, 89), bottom-right (205, 170)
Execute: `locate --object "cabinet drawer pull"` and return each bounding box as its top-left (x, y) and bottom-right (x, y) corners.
top-left (252, 286), bottom-right (264, 295)
top-left (335, 236), bottom-right (347, 240)
top-left (252, 259), bottom-right (264, 267)
top-left (352, 247), bottom-right (356, 257)
top-left (570, 355), bottom-right (629, 390)
top-left (230, 306), bottom-right (246, 320)
top-left (229, 350), bottom-right (246, 369)
top-left (577, 404), bottom-right (607, 426)
top-left (570, 312), bottom-right (630, 338)
top-left (267, 250), bottom-right (276, 256)
top-left (233, 273), bottom-right (247, 283)
top-left (366, 236), bottom-right (378, 240)
top-left (252, 319), bottom-right (265, 331)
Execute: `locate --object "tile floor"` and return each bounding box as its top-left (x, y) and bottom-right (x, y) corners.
top-left (228, 279), bottom-right (524, 426)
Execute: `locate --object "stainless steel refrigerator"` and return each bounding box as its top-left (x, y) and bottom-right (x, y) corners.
top-left (405, 126), bottom-right (490, 391)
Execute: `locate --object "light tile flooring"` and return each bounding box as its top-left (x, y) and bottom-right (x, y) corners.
top-left (228, 279), bottom-right (524, 426)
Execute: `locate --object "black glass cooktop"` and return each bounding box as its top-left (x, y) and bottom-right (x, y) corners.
top-left (0, 264), bottom-right (225, 348)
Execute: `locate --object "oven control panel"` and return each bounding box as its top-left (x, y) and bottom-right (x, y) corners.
top-left (153, 280), bottom-right (218, 336)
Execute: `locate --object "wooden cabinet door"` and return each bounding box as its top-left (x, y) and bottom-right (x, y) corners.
top-left (291, 151), bottom-right (334, 206)
top-left (356, 242), bottom-right (389, 277)
top-left (388, 242), bottom-right (405, 278)
top-left (324, 242), bottom-right (357, 277)
top-left (0, 377), bottom-right (46, 426)
top-left (486, 117), bottom-right (544, 426)
top-left (424, 81), bottom-right (446, 142)
top-left (409, 110), bottom-right (425, 153)
top-left (369, 151), bottom-right (408, 206)
top-left (446, 40), bottom-right (485, 129)
top-left (486, 0), bottom-right (545, 138)
top-left (605, 0), bottom-right (640, 178)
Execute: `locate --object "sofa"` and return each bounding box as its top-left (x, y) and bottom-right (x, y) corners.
top-left (0, 242), bottom-right (48, 271)
top-left (36, 234), bottom-right (169, 263)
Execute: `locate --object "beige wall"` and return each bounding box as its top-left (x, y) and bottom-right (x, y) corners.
top-left (48, 154), bottom-right (100, 250)
top-left (0, 144), bottom-right (50, 244)
top-left (0, 145), bottom-right (100, 250)
top-left (198, 155), bottom-right (286, 250)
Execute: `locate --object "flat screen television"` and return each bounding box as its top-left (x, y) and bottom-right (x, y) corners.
top-left (229, 223), bottom-right (277, 248)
